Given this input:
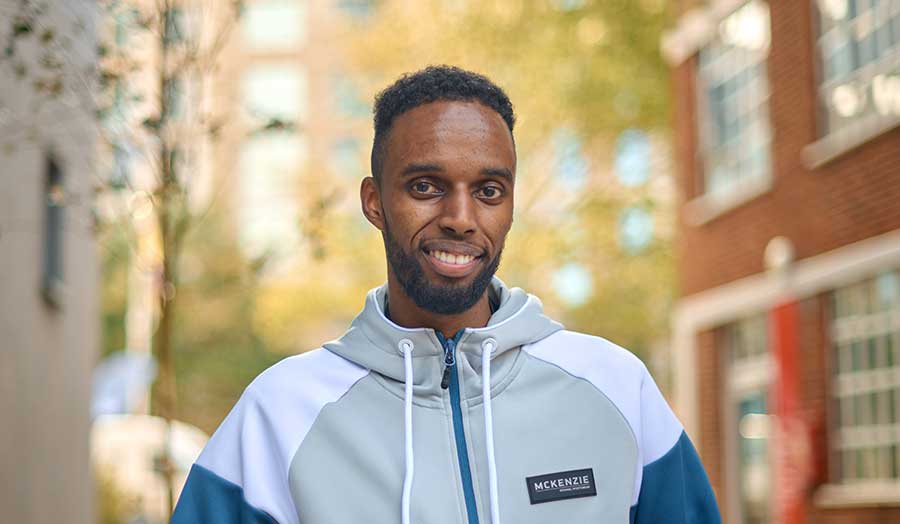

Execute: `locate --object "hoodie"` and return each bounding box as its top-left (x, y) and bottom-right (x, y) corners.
top-left (172, 277), bottom-right (721, 524)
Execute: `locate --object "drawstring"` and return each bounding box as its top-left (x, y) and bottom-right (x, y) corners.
top-left (481, 338), bottom-right (501, 524)
top-left (399, 339), bottom-right (415, 524)
top-left (398, 336), bottom-right (501, 524)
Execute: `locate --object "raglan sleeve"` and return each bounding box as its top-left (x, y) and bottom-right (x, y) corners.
top-left (171, 385), bottom-right (299, 524)
top-left (630, 365), bottom-right (721, 524)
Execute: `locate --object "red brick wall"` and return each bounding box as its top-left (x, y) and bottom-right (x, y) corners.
top-left (799, 295), bottom-right (829, 487)
top-left (696, 328), bottom-right (726, 512)
top-left (810, 509), bottom-right (900, 524)
top-left (674, 1), bottom-right (900, 298)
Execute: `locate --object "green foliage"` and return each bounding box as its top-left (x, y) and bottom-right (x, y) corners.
top-left (99, 225), bottom-right (130, 358)
top-left (95, 466), bottom-right (141, 524)
top-left (97, 207), bottom-right (280, 435)
top-left (345, 0), bottom-right (671, 147)
top-left (170, 208), bottom-right (281, 434)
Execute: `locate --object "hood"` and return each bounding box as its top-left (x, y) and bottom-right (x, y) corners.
top-left (323, 276), bottom-right (563, 399)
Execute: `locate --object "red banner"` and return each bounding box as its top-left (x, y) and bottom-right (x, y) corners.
top-left (769, 300), bottom-right (810, 524)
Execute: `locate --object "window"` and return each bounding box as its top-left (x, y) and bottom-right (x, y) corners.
top-left (724, 314), bottom-right (772, 524)
top-left (696, 1), bottom-right (772, 200)
top-left (242, 64), bottom-right (307, 123)
top-left (618, 206), bottom-right (654, 254)
top-left (330, 137), bottom-right (363, 177)
top-left (830, 270), bottom-right (900, 484)
top-left (162, 75), bottom-right (183, 120)
top-left (332, 77), bottom-right (370, 118)
top-left (42, 155), bottom-right (64, 308)
top-left (163, 7), bottom-right (186, 45)
top-left (243, 0), bottom-right (307, 50)
top-left (552, 127), bottom-right (589, 191)
top-left (237, 135), bottom-right (307, 258)
top-left (814, 0), bottom-right (900, 136)
top-left (335, 0), bottom-right (373, 19)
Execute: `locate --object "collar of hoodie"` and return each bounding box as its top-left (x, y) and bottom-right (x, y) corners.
top-left (322, 276), bottom-right (564, 402)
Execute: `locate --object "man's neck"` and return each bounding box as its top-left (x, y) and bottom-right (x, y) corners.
top-left (384, 278), bottom-right (493, 339)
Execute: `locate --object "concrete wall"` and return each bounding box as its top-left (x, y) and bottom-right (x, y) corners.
top-left (0, 1), bottom-right (99, 522)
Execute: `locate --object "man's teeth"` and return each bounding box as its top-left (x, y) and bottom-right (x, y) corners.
top-left (429, 250), bottom-right (475, 265)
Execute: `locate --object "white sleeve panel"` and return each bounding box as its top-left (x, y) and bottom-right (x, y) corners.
top-left (638, 361), bottom-right (685, 464)
top-left (195, 348), bottom-right (368, 524)
top-left (523, 330), bottom-right (684, 505)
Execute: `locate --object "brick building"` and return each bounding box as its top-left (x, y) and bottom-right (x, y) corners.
top-left (663, 1), bottom-right (900, 523)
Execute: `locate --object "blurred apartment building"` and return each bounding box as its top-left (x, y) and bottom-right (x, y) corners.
top-left (0, 1), bottom-right (99, 523)
top-left (213, 0), bottom-right (372, 264)
top-left (664, 1), bottom-right (900, 523)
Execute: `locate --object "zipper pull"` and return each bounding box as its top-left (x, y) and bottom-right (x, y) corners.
top-left (440, 339), bottom-right (456, 389)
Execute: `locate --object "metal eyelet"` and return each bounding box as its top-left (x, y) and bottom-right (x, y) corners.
top-left (398, 338), bottom-right (414, 354)
top-left (481, 338), bottom-right (497, 355)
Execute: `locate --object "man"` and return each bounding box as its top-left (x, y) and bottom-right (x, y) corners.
top-left (172, 66), bottom-right (721, 524)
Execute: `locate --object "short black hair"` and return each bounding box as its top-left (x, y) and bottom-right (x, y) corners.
top-left (370, 65), bottom-right (516, 182)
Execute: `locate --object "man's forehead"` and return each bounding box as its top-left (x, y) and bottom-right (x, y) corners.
top-left (382, 100), bottom-right (516, 170)
top-left (392, 100), bottom-right (506, 133)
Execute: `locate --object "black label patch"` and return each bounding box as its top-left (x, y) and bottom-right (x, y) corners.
top-left (526, 468), bottom-right (597, 505)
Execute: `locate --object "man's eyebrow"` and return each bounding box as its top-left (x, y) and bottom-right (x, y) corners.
top-left (398, 163), bottom-right (513, 181)
top-left (400, 163), bottom-right (444, 177)
top-left (481, 167), bottom-right (513, 181)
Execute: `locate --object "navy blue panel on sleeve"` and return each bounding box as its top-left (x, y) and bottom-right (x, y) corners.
top-left (171, 463), bottom-right (281, 524)
top-left (631, 430), bottom-right (721, 524)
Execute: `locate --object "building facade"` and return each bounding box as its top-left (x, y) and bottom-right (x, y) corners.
top-left (665, 1), bottom-right (900, 523)
top-left (213, 0), bottom-right (372, 264)
top-left (0, 1), bottom-right (99, 522)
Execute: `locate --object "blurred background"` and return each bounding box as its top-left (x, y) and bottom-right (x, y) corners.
top-left (1, 0), bottom-right (899, 523)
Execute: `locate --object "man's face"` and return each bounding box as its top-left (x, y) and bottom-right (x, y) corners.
top-left (362, 100), bottom-right (516, 315)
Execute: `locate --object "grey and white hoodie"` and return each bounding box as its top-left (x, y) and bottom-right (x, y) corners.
top-left (172, 277), bottom-right (721, 524)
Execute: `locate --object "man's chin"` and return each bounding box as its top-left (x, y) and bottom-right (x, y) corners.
top-left (409, 286), bottom-right (483, 315)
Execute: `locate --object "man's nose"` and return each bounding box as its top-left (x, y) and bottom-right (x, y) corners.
top-left (438, 190), bottom-right (477, 237)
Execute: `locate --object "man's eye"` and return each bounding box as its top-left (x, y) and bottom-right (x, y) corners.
top-left (478, 186), bottom-right (504, 199)
top-left (411, 181), bottom-right (440, 194)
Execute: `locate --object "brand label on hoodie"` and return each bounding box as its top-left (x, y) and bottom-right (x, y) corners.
top-left (525, 468), bottom-right (597, 504)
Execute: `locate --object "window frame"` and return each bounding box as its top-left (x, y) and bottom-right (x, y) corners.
top-left (826, 270), bottom-right (900, 493)
top-left (722, 314), bottom-right (775, 524)
top-left (687, 0), bottom-right (775, 225)
top-left (803, 0), bottom-right (900, 168)
top-left (41, 153), bottom-right (65, 309)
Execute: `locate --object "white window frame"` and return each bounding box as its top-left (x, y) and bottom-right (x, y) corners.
top-left (723, 314), bottom-right (775, 524)
top-left (818, 270), bottom-right (900, 506)
top-left (687, 0), bottom-right (774, 225)
top-left (803, 0), bottom-right (900, 168)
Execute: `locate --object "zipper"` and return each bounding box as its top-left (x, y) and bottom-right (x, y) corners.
top-left (440, 337), bottom-right (455, 389)
top-left (438, 331), bottom-right (479, 524)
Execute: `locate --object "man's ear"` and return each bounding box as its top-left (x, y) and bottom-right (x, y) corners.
top-left (360, 176), bottom-right (385, 231)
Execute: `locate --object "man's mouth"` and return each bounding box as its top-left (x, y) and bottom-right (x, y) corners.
top-left (421, 244), bottom-right (485, 278)
top-left (427, 249), bottom-right (477, 266)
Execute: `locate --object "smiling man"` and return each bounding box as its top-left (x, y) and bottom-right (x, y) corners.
top-left (172, 66), bottom-right (721, 524)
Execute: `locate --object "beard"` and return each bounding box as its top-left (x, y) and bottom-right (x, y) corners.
top-left (383, 220), bottom-right (502, 315)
